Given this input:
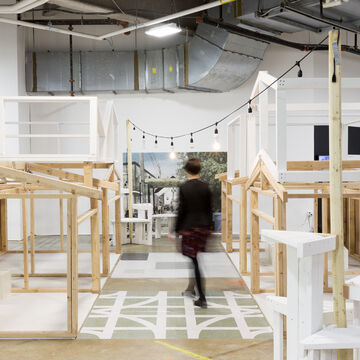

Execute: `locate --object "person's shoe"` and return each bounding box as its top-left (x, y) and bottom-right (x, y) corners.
top-left (182, 290), bottom-right (196, 298)
top-left (194, 298), bottom-right (207, 309)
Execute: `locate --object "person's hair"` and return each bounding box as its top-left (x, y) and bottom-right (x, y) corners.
top-left (184, 158), bottom-right (201, 175)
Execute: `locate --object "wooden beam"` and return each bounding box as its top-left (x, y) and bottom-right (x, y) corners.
top-left (30, 192), bottom-right (35, 274)
top-left (226, 181), bottom-right (233, 253)
top-left (102, 186), bottom-right (110, 275)
top-left (0, 199), bottom-right (7, 252)
top-left (77, 208), bottom-right (98, 225)
top-left (83, 162), bottom-right (101, 294)
top-left (114, 172), bottom-right (121, 254)
top-left (0, 166), bottom-right (102, 199)
top-left (250, 190), bottom-right (260, 293)
top-left (240, 185), bottom-right (247, 274)
top-left (22, 198), bottom-right (29, 290)
top-left (126, 120), bottom-right (133, 243)
top-left (328, 29), bottom-right (348, 358)
top-left (221, 181), bottom-right (226, 244)
top-left (29, 163), bottom-right (118, 191)
top-left (287, 160), bottom-right (360, 171)
top-left (251, 208), bottom-right (275, 225)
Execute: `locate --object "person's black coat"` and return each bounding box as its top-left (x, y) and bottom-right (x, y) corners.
top-left (175, 179), bottom-right (212, 233)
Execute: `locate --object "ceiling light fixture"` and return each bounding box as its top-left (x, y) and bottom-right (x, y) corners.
top-left (145, 23), bottom-right (181, 38)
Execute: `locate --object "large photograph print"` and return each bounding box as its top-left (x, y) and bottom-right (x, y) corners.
top-left (123, 152), bottom-right (227, 219)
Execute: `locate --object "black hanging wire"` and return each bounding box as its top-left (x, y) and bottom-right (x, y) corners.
top-left (129, 34), bottom-right (329, 141)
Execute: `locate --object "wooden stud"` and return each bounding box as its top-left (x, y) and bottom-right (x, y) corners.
top-left (322, 193), bottom-right (330, 291)
top-left (102, 186), bottom-right (110, 275)
top-left (22, 197), bottom-right (29, 290)
top-left (328, 30), bottom-right (348, 359)
top-left (30, 191), bottom-right (35, 274)
top-left (221, 181), bottom-right (226, 243)
top-left (240, 185), bottom-right (247, 274)
top-left (314, 189), bottom-right (319, 233)
top-left (114, 174), bottom-right (121, 254)
top-left (250, 190), bottom-right (260, 293)
top-left (226, 181), bottom-right (233, 253)
top-left (0, 199), bottom-right (7, 252)
top-left (126, 120), bottom-right (133, 243)
top-left (84, 162), bottom-right (100, 294)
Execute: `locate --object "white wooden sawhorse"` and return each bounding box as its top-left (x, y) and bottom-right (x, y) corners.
top-left (261, 230), bottom-right (337, 360)
top-left (153, 213), bottom-right (177, 239)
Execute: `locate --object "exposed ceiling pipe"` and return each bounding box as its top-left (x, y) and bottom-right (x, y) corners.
top-left (202, 17), bottom-right (360, 56)
top-left (0, 0), bottom-right (233, 41)
top-left (48, 0), bottom-right (148, 25)
top-left (0, 0), bottom-right (49, 14)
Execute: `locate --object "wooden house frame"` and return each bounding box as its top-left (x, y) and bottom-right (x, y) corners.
top-left (217, 72), bottom-right (360, 298)
top-left (0, 161), bottom-right (121, 338)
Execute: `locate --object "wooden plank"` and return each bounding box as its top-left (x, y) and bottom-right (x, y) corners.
top-left (29, 163), bottom-right (118, 191)
top-left (0, 199), bottom-right (7, 252)
top-left (231, 176), bottom-right (248, 186)
top-left (36, 162), bottom-right (112, 169)
top-left (328, 30), bottom-right (348, 351)
top-left (104, 164), bottom-right (114, 182)
top-left (126, 120), bottom-right (134, 243)
top-left (30, 192), bottom-right (35, 275)
top-left (261, 162), bottom-right (288, 202)
top-left (0, 166), bottom-right (102, 199)
top-left (22, 198), bottom-right (29, 290)
top-left (221, 181), bottom-right (226, 244)
top-left (0, 193), bottom-right (74, 199)
top-left (70, 196), bottom-right (78, 336)
top-left (251, 208), bottom-right (275, 225)
top-left (102, 186), bottom-right (110, 275)
top-left (348, 199), bottom-right (356, 255)
top-left (314, 189), bottom-right (319, 233)
top-left (240, 185), bottom-right (247, 274)
top-left (250, 190), bottom-right (260, 293)
top-left (0, 331), bottom-right (75, 339)
top-left (245, 161), bottom-right (261, 190)
top-left (226, 181), bottom-right (233, 253)
top-left (287, 160), bottom-right (360, 171)
top-left (249, 186), bottom-right (276, 197)
top-left (322, 194), bottom-right (330, 291)
top-left (77, 208), bottom-right (98, 225)
top-left (108, 195), bottom-right (121, 204)
top-left (114, 171), bottom-right (121, 254)
top-left (83, 162), bottom-right (100, 294)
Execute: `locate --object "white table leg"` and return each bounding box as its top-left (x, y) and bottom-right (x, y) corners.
top-left (273, 310), bottom-right (284, 360)
top-left (135, 223), bottom-right (143, 244)
top-left (155, 218), bottom-right (161, 239)
top-left (168, 218), bottom-right (175, 233)
top-left (146, 221), bottom-right (152, 245)
top-left (121, 223), bottom-right (128, 244)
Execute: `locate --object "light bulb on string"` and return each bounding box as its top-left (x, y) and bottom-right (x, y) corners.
top-left (154, 136), bottom-right (158, 149)
top-left (190, 133), bottom-right (194, 149)
top-left (133, 125), bottom-right (136, 131)
top-left (213, 123), bottom-right (221, 151)
top-left (296, 61), bottom-right (303, 77)
top-left (142, 132), bottom-right (146, 149)
top-left (248, 100), bottom-right (253, 114)
top-left (169, 137), bottom-right (177, 160)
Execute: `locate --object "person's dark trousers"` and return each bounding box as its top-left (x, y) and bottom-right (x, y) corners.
top-left (187, 256), bottom-right (206, 301)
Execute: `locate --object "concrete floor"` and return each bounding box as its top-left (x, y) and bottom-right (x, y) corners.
top-left (1, 339), bottom-right (274, 360)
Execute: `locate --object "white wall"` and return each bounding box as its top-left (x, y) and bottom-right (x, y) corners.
top-left (3, 27), bottom-right (360, 238)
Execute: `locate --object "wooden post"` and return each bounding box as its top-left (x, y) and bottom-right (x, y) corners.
top-left (349, 199), bottom-right (356, 256)
top-left (115, 176), bottom-right (121, 254)
top-left (329, 29), bottom-right (349, 359)
top-left (221, 181), bottom-right (226, 243)
top-left (67, 196), bottom-right (78, 336)
top-left (84, 162), bottom-right (100, 294)
top-left (314, 189), bottom-right (319, 234)
top-left (30, 192), bottom-right (35, 274)
top-left (226, 181), bottom-right (233, 253)
top-left (126, 120), bottom-right (133, 243)
top-left (101, 185), bottom-right (110, 275)
top-left (274, 196), bottom-right (287, 297)
top-left (22, 198), bottom-right (29, 289)
top-left (250, 189), bottom-right (260, 293)
top-left (0, 199), bottom-right (7, 252)
top-left (240, 185), bottom-right (247, 274)
top-left (59, 196), bottom-right (64, 251)
top-left (322, 194), bottom-right (330, 291)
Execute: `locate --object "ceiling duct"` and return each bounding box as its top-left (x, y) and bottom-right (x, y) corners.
top-left (26, 22), bottom-right (268, 93)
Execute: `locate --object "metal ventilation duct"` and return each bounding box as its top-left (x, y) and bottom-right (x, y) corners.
top-left (25, 23), bottom-right (267, 93)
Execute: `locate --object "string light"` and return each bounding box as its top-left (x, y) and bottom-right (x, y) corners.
top-left (142, 131), bottom-right (146, 149)
top-left (296, 61), bottom-right (303, 77)
top-left (133, 126), bottom-right (136, 131)
top-left (213, 123), bottom-right (221, 151)
top-left (154, 136), bottom-right (158, 148)
top-left (169, 137), bottom-right (176, 160)
top-left (190, 133), bottom-right (194, 149)
top-left (127, 34), bottom-right (328, 149)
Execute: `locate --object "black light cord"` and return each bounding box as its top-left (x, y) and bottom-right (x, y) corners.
top-left (130, 34), bottom-right (329, 141)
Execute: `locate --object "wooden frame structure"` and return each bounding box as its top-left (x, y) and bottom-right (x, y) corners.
top-left (0, 161), bottom-right (121, 338)
top-left (217, 71), bottom-right (360, 299)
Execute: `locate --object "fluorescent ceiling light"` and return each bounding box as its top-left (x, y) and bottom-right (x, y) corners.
top-left (145, 23), bottom-right (181, 38)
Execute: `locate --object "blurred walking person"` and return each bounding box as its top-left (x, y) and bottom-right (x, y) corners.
top-left (175, 158), bottom-right (212, 308)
